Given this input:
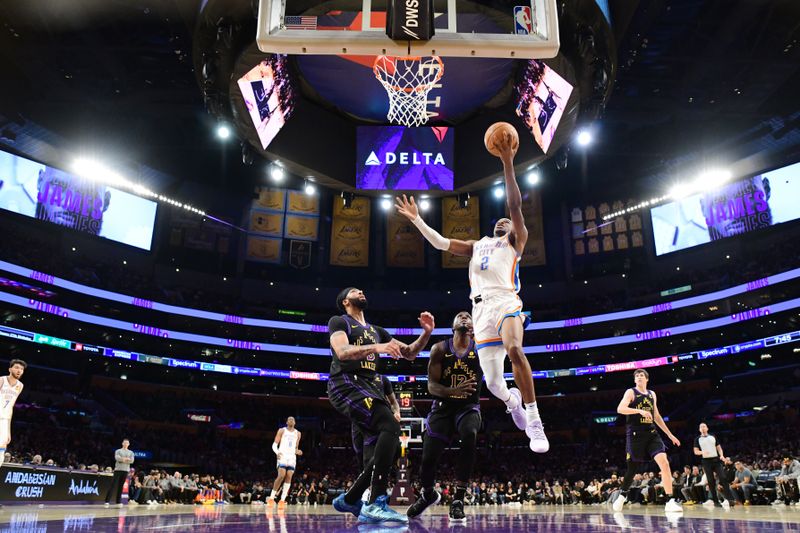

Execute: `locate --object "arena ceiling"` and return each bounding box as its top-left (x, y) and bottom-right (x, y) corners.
top-left (0, 0), bottom-right (799, 202)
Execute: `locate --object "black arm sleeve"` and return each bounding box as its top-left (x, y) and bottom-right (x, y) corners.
top-left (693, 436), bottom-right (700, 449)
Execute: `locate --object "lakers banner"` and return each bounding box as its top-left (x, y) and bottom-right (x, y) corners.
top-left (518, 191), bottom-right (547, 267)
top-left (246, 235), bottom-right (282, 263)
top-left (249, 210), bottom-right (284, 237)
top-left (254, 188), bottom-right (286, 212)
top-left (330, 197), bottom-right (370, 267)
top-left (387, 210), bottom-right (424, 268)
top-left (287, 190), bottom-right (320, 216)
top-left (284, 215), bottom-right (319, 241)
top-left (442, 196), bottom-right (480, 268)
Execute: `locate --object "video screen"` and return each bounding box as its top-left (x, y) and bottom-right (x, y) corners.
top-left (0, 149), bottom-right (157, 250)
top-left (651, 161), bottom-right (800, 255)
top-left (515, 60), bottom-right (574, 154)
top-left (237, 55), bottom-right (295, 150)
top-left (356, 126), bottom-right (454, 191)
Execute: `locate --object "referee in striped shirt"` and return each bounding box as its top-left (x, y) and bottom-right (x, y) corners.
top-left (693, 423), bottom-right (735, 508)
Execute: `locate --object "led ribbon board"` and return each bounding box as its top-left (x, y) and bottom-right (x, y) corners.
top-left (0, 259), bottom-right (796, 336)
top-left (1, 289), bottom-right (796, 357)
top-left (1, 323), bottom-right (797, 382)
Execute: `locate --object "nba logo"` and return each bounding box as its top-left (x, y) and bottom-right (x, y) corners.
top-left (514, 6), bottom-right (533, 35)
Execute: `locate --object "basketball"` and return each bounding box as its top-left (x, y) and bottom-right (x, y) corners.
top-left (484, 122), bottom-right (519, 158)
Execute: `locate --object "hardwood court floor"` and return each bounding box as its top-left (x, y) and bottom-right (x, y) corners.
top-left (0, 502), bottom-right (798, 531)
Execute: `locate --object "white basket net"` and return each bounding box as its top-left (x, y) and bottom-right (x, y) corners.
top-left (373, 56), bottom-right (444, 127)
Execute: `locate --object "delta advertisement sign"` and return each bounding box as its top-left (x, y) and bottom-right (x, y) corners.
top-left (356, 126), bottom-right (454, 191)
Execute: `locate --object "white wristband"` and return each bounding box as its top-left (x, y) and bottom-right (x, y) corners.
top-left (411, 215), bottom-right (451, 251)
top-left (272, 442), bottom-right (280, 455)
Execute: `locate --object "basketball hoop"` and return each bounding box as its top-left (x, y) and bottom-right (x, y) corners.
top-left (373, 56), bottom-right (444, 127)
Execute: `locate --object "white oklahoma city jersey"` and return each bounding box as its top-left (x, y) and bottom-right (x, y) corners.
top-left (468, 235), bottom-right (525, 351)
top-left (468, 235), bottom-right (521, 298)
top-left (0, 376), bottom-right (23, 419)
top-left (277, 428), bottom-right (298, 467)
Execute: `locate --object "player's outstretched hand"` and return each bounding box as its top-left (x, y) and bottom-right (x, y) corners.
top-left (418, 311), bottom-right (435, 334)
top-left (496, 131), bottom-right (517, 162)
top-left (381, 339), bottom-right (404, 359)
top-left (670, 435), bottom-right (681, 447)
top-left (395, 194), bottom-right (419, 220)
top-left (451, 378), bottom-right (477, 397)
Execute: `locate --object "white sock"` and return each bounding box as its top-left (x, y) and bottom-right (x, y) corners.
top-left (0, 449), bottom-right (5, 468)
top-left (525, 402), bottom-right (541, 423)
top-left (281, 483), bottom-right (290, 501)
top-left (269, 489), bottom-right (277, 499)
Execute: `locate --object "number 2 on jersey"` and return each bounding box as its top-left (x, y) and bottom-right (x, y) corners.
top-left (480, 256), bottom-right (489, 271)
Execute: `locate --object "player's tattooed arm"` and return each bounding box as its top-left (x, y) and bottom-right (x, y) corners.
top-left (399, 312), bottom-right (435, 360)
top-left (330, 331), bottom-right (403, 360)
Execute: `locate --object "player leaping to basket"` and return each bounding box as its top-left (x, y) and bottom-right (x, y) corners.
top-left (396, 125), bottom-right (548, 453)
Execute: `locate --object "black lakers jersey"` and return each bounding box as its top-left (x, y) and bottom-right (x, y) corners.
top-left (435, 338), bottom-right (482, 404)
top-left (626, 388), bottom-right (656, 429)
top-left (328, 314), bottom-right (392, 377)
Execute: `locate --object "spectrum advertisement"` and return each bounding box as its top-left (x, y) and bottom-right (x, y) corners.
top-left (1, 322), bottom-right (797, 384)
top-left (651, 161), bottom-right (800, 255)
top-left (0, 149), bottom-right (157, 250)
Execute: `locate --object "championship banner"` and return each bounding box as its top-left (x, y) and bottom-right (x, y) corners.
top-left (330, 196), bottom-right (370, 267)
top-left (442, 196), bottom-right (479, 269)
top-left (284, 214), bottom-right (319, 241)
top-left (289, 240), bottom-right (312, 269)
top-left (387, 210), bottom-right (424, 268)
top-left (518, 191), bottom-right (546, 266)
top-left (0, 464), bottom-right (113, 502)
top-left (287, 190), bottom-right (320, 216)
top-left (246, 235), bottom-right (282, 263)
top-left (249, 210), bottom-right (284, 237)
top-left (254, 188), bottom-right (286, 212)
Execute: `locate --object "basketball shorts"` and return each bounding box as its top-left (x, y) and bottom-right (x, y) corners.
top-left (626, 427), bottom-right (666, 462)
top-left (0, 418), bottom-right (10, 447)
top-left (277, 460), bottom-right (296, 471)
top-left (472, 291), bottom-right (530, 352)
top-left (328, 373), bottom-right (387, 435)
top-left (425, 400), bottom-right (481, 443)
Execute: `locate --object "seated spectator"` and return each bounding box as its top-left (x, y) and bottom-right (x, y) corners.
top-left (681, 466), bottom-right (703, 504)
top-left (774, 455), bottom-right (800, 506)
top-left (731, 461), bottom-right (758, 505)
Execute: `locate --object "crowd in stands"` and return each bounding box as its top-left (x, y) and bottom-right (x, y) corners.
top-left (5, 369), bottom-right (799, 507)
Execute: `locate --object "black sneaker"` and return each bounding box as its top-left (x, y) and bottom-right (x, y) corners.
top-left (449, 500), bottom-right (466, 522)
top-left (406, 490), bottom-right (441, 519)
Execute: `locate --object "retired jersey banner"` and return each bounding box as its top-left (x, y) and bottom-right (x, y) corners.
top-left (518, 191), bottom-right (546, 267)
top-left (254, 188), bottom-right (286, 212)
top-left (249, 210), bottom-right (284, 237)
top-left (246, 235), bottom-right (282, 263)
top-left (287, 190), bottom-right (320, 216)
top-left (330, 196), bottom-right (370, 267)
top-left (284, 214), bottom-right (319, 241)
top-left (387, 210), bottom-right (424, 268)
top-left (442, 196), bottom-right (479, 269)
